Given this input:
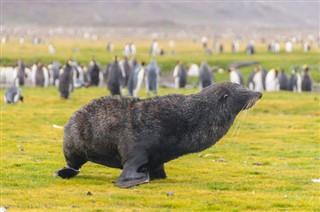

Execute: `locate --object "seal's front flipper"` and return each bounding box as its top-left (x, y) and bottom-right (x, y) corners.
top-left (115, 149), bottom-right (150, 188)
top-left (115, 171), bottom-right (149, 188)
top-left (54, 167), bottom-right (80, 179)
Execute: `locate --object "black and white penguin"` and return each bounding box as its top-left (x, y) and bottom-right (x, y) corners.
top-left (48, 61), bottom-right (61, 87)
top-left (133, 61), bottom-right (145, 97)
top-left (80, 65), bottom-right (90, 87)
top-left (278, 69), bottom-right (289, 91)
top-left (265, 68), bottom-right (280, 92)
top-left (58, 59), bottom-right (74, 99)
top-left (88, 59), bottom-right (101, 86)
top-left (173, 61), bottom-right (187, 88)
top-left (150, 40), bottom-right (159, 56)
top-left (248, 67), bottom-right (264, 92)
top-left (127, 61), bottom-right (145, 97)
top-left (288, 69), bottom-right (301, 92)
top-left (301, 65), bottom-right (312, 92)
top-left (4, 86), bottom-right (23, 104)
top-left (106, 56), bottom-right (122, 96)
top-left (33, 61), bottom-right (49, 87)
top-left (14, 59), bottom-right (26, 86)
top-left (248, 70), bottom-right (255, 90)
top-left (199, 61), bottom-right (213, 89)
top-left (145, 59), bottom-right (160, 95)
top-left (119, 57), bottom-right (131, 88)
top-left (246, 41), bottom-right (255, 55)
top-left (127, 62), bottom-right (137, 96)
top-left (260, 67), bottom-right (267, 90)
top-left (229, 67), bottom-right (244, 85)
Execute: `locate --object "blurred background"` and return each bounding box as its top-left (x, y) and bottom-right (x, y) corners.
top-left (1, 1), bottom-right (319, 88)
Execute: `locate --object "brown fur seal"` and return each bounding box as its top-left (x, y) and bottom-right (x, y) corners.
top-left (55, 82), bottom-right (262, 188)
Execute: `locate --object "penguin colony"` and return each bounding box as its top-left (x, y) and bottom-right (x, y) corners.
top-left (3, 57), bottom-right (313, 104)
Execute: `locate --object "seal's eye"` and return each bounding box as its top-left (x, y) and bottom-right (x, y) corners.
top-left (219, 93), bottom-right (229, 101)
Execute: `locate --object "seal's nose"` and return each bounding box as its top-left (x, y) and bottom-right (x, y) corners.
top-left (257, 92), bottom-right (262, 99)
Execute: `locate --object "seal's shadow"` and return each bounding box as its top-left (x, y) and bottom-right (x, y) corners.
top-left (74, 167), bottom-right (121, 185)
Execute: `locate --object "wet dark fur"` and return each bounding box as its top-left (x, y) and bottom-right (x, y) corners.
top-left (55, 82), bottom-right (262, 188)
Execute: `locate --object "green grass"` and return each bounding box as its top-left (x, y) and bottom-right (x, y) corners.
top-left (1, 86), bottom-right (319, 211)
top-left (1, 38), bottom-right (319, 210)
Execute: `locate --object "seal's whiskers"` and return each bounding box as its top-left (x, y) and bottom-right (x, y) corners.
top-left (229, 98), bottom-right (250, 137)
top-left (233, 108), bottom-right (248, 144)
top-left (231, 98), bottom-right (255, 144)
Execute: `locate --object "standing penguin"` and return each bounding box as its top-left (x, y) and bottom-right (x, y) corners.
top-left (301, 65), bottom-right (312, 92)
top-left (172, 61), bottom-right (180, 89)
top-left (145, 59), bottom-right (160, 95)
top-left (278, 69), bottom-right (289, 91)
top-left (88, 59), bottom-right (101, 86)
top-left (34, 61), bottom-right (49, 87)
top-left (72, 64), bottom-right (84, 88)
top-left (173, 61), bottom-right (187, 88)
top-left (232, 40), bottom-right (239, 53)
top-left (246, 41), bottom-right (255, 55)
top-left (228, 67), bottom-right (244, 85)
top-left (14, 59), bottom-right (26, 86)
top-left (289, 69), bottom-right (302, 92)
top-left (58, 59), bottom-right (74, 99)
top-left (48, 61), bottom-right (61, 86)
top-left (119, 57), bottom-right (131, 88)
top-left (129, 56), bottom-right (138, 70)
top-left (106, 56), bottom-right (122, 96)
top-left (265, 68), bottom-right (280, 92)
top-left (133, 61), bottom-right (146, 97)
top-left (150, 40), bottom-right (159, 56)
top-left (178, 64), bottom-right (187, 88)
top-left (127, 61), bottom-right (145, 97)
top-left (260, 66), bottom-right (267, 90)
top-left (199, 61), bottom-right (213, 89)
top-left (127, 60), bottom-right (138, 96)
top-left (81, 65), bottom-right (90, 87)
top-left (252, 67), bottom-right (264, 92)
top-left (248, 69), bottom-right (256, 90)
top-left (4, 86), bottom-right (23, 104)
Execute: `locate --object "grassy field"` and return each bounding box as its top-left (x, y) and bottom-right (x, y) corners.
top-left (1, 86), bottom-right (319, 211)
top-left (1, 38), bottom-right (320, 211)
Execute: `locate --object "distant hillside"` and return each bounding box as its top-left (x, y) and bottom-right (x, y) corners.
top-left (2, 1), bottom-right (319, 29)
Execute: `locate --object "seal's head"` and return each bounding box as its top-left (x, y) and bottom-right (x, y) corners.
top-left (198, 82), bottom-right (262, 116)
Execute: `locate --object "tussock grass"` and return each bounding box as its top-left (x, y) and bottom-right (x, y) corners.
top-left (1, 86), bottom-right (319, 211)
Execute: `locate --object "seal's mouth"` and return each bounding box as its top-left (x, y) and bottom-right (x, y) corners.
top-left (243, 92), bottom-right (262, 110)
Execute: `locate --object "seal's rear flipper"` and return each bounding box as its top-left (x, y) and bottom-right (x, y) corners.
top-left (115, 173), bottom-right (150, 188)
top-left (54, 167), bottom-right (80, 179)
